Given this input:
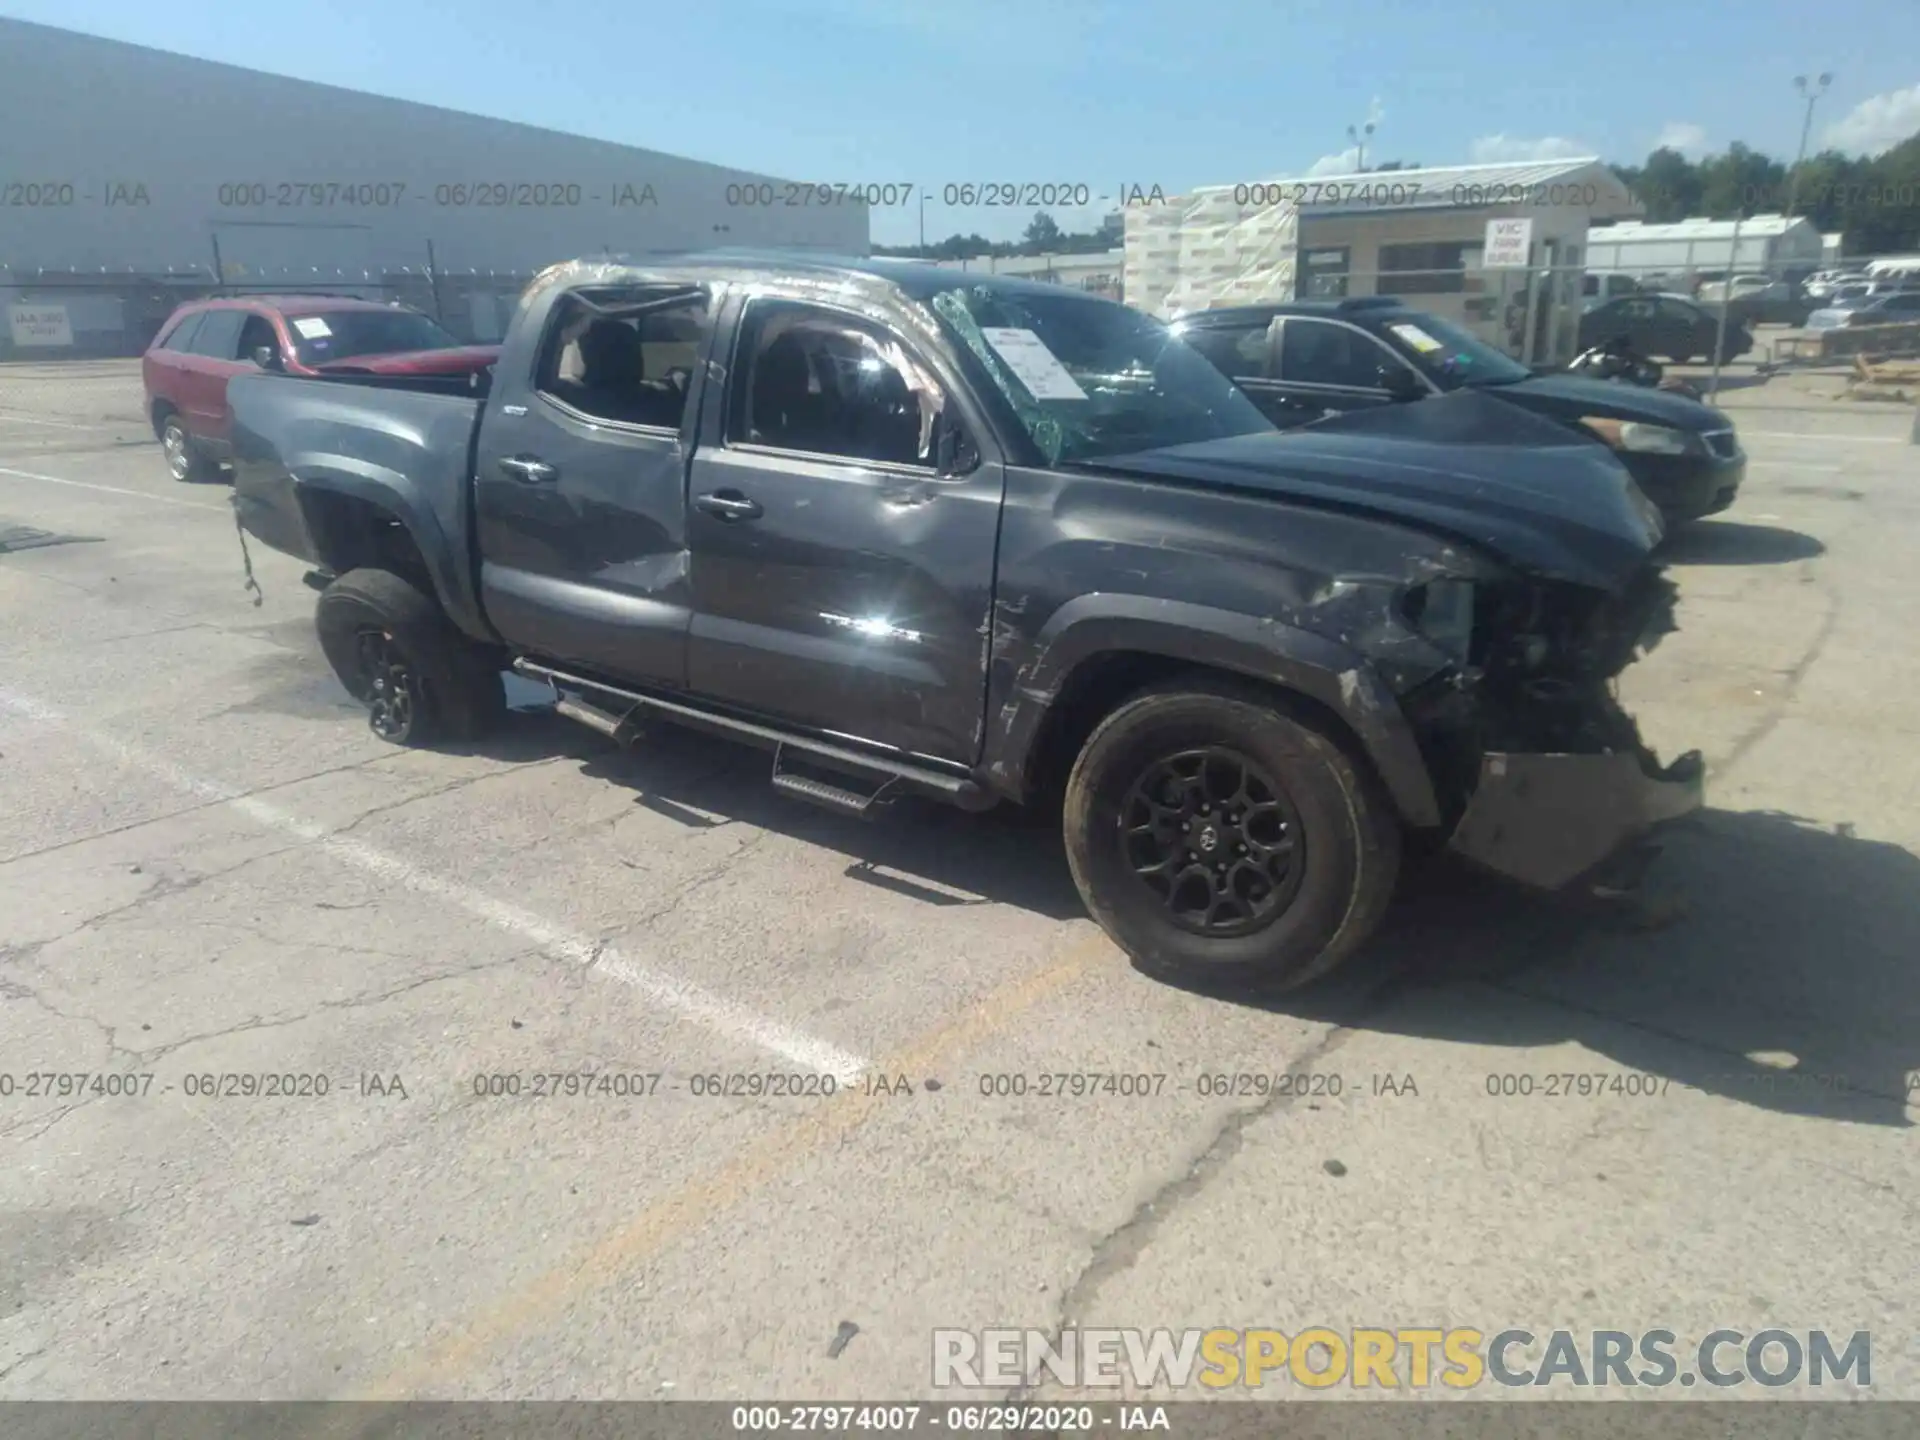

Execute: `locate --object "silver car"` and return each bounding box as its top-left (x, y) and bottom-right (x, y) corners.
top-left (1806, 289), bottom-right (1920, 330)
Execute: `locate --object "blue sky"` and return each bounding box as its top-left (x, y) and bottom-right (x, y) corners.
top-left (5, 0), bottom-right (1918, 245)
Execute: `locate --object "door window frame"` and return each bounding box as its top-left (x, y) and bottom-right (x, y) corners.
top-left (719, 296), bottom-right (968, 479)
top-left (156, 309), bottom-right (208, 352)
top-left (1178, 319), bottom-right (1276, 381)
top-left (530, 282), bottom-right (716, 439)
top-left (185, 307), bottom-right (249, 361)
top-left (1272, 315), bottom-right (1437, 396)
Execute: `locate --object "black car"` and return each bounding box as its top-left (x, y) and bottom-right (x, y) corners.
top-left (226, 253), bottom-right (1701, 993)
top-left (1173, 298), bottom-right (1745, 523)
top-left (1579, 293), bottom-right (1752, 364)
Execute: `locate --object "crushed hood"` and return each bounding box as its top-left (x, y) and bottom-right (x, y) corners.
top-left (1089, 390), bottom-right (1663, 591)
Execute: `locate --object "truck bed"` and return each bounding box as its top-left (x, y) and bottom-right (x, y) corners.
top-left (228, 370), bottom-right (491, 638)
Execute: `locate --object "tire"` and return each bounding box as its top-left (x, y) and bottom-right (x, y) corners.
top-left (314, 568), bottom-right (505, 746)
top-left (159, 411), bottom-right (217, 483)
top-left (1665, 352), bottom-right (1693, 366)
top-left (1062, 677), bottom-right (1401, 992)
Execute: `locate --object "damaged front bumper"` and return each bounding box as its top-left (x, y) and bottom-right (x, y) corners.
top-left (1445, 747), bottom-right (1705, 891)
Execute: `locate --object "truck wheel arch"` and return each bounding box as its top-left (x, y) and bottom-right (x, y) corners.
top-left (290, 476), bottom-right (493, 644)
top-left (987, 597), bottom-right (1443, 831)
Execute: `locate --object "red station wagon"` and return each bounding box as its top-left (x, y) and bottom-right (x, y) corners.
top-left (143, 296), bottom-right (500, 481)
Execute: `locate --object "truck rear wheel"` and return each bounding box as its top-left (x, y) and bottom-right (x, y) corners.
top-left (315, 568), bottom-right (504, 746)
top-left (1063, 678), bottom-right (1400, 992)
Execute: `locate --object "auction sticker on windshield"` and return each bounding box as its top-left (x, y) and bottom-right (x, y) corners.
top-left (292, 316), bottom-right (332, 339)
top-left (1388, 322), bottom-right (1444, 354)
top-left (979, 327), bottom-right (1088, 401)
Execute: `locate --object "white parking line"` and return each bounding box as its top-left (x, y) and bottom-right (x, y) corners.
top-left (0, 411), bottom-right (124, 430)
top-left (0, 686), bottom-right (871, 1082)
top-left (0, 464), bottom-right (225, 510)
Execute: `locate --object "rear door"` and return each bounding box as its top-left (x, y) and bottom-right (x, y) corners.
top-left (472, 280), bottom-right (716, 691)
top-left (143, 309), bottom-right (207, 412)
top-left (176, 307), bottom-right (253, 447)
top-left (1586, 296), bottom-right (1656, 352)
top-left (683, 292), bottom-right (1003, 765)
top-left (1651, 297), bottom-right (1709, 359)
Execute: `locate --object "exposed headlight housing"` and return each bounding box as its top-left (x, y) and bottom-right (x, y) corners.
top-left (1402, 578), bottom-right (1477, 665)
top-left (1579, 417), bottom-right (1697, 455)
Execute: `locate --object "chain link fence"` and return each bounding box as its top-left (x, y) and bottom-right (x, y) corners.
top-left (6, 243), bottom-right (1917, 368)
top-left (0, 242), bottom-right (546, 360)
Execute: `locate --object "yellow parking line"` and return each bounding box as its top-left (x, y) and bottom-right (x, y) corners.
top-left (349, 928), bottom-right (1119, 1403)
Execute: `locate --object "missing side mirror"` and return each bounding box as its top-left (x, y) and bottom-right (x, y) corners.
top-left (1379, 365), bottom-right (1422, 402)
top-left (935, 417), bottom-right (978, 475)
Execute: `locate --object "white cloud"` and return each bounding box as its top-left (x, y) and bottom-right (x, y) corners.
top-left (1822, 83), bottom-right (1920, 156)
top-left (1467, 134), bottom-right (1592, 164)
top-left (1651, 122), bottom-right (1709, 156)
top-left (1305, 148), bottom-right (1363, 177)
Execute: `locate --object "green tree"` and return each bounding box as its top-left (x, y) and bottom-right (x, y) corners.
top-left (1845, 131), bottom-right (1920, 252)
top-left (1696, 141), bottom-right (1785, 217)
top-left (1021, 211), bottom-right (1064, 254)
top-left (1622, 146), bottom-right (1704, 221)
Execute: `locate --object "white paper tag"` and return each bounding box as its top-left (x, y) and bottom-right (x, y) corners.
top-left (1387, 322), bottom-right (1442, 354)
top-left (292, 316), bottom-right (332, 339)
top-left (979, 327), bottom-right (1088, 401)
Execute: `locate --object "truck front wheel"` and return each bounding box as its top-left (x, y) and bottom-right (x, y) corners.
top-left (315, 568), bottom-right (504, 747)
top-left (1063, 678), bottom-right (1401, 992)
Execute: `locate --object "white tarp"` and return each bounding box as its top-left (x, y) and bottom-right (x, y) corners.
top-left (1124, 190), bottom-right (1299, 320)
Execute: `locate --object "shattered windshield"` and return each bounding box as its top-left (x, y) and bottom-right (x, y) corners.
top-left (1378, 311), bottom-right (1534, 389)
top-left (930, 285), bottom-right (1272, 465)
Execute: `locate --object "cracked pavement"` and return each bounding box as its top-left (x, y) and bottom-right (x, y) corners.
top-left (0, 362), bottom-right (1917, 1402)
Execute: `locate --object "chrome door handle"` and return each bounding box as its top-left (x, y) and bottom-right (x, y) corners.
top-left (498, 455), bottom-right (558, 484)
top-left (695, 490), bottom-right (763, 521)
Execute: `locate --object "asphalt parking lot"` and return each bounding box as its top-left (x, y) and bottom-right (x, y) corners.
top-left (1, 359), bottom-right (1916, 1404)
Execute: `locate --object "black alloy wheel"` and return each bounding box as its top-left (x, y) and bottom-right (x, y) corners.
top-left (1121, 746), bottom-right (1307, 936)
top-left (1062, 677), bottom-right (1402, 992)
top-left (353, 628), bottom-right (421, 742)
top-left (314, 567), bottom-right (506, 749)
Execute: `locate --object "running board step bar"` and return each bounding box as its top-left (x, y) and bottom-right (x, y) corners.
top-left (770, 744), bottom-right (900, 818)
top-left (551, 694), bottom-right (646, 745)
top-left (513, 658), bottom-right (994, 811)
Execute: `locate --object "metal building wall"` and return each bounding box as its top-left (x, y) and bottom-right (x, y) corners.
top-left (0, 18), bottom-right (867, 282)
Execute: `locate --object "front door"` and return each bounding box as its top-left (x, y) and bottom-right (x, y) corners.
top-left (684, 296), bottom-right (1003, 765)
top-left (1269, 316), bottom-right (1420, 423)
top-left (473, 282), bottom-right (716, 690)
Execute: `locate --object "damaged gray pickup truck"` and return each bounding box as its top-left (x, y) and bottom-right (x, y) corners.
top-left (227, 252), bottom-right (1703, 991)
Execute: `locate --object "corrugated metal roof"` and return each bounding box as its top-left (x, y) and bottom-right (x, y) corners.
top-left (1590, 214), bottom-right (1818, 242)
top-left (1187, 157), bottom-right (1631, 215)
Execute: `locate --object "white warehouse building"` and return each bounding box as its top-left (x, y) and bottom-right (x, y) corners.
top-left (1583, 215), bottom-right (1825, 283)
top-left (0, 18), bottom-right (869, 354)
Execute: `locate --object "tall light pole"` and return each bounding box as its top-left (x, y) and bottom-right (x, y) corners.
top-left (1783, 72), bottom-right (1833, 220)
top-left (1347, 122), bottom-right (1374, 174)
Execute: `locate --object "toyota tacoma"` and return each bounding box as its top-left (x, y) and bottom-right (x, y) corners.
top-left (225, 252), bottom-right (1703, 991)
